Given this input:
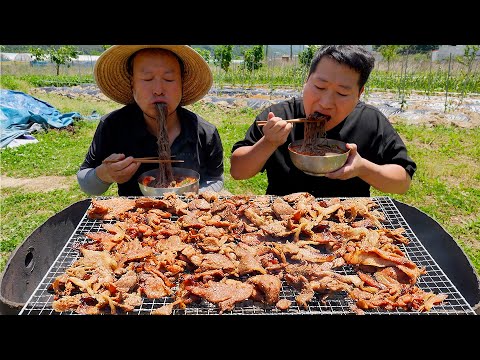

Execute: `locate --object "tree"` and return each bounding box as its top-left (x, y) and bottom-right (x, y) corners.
top-left (213, 45), bottom-right (233, 72)
top-left (29, 45), bottom-right (79, 75)
top-left (193, 47), bottom-right (211, 64)
top-left (29, 47), bottom-right (47, 62)
top-left (298, 45), bottom-right (319, 67)
top-left (403, 45), bottom-right (438, 54)
top-left (48, 46), bottom-right (80, 76)
top-left (377, 45), bottom-right (401, 72)
top-left (243, 45), bottom-right (264, 71)
top-left (372, 45), bottom-right (439, 54)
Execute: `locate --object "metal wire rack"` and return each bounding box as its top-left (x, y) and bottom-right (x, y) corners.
top-left (19, 196), bottom-right (475, 315)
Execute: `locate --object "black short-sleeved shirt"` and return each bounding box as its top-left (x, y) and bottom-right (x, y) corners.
top-left (231, 97), bottom-right (416, 197)
top-left (80, 103), bottom-right (224, 196)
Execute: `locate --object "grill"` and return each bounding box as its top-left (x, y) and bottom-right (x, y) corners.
top-left (18, 196), bottom-right (476, 315)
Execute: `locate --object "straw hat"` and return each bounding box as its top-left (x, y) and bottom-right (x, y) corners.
top-left (94, 45), bottom-right (213, 106)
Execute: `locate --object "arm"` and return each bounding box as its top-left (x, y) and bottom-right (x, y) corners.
top-left (77, 154), bottom-right (141, 195)
top-left (77, 115), bottom-right (140, 195)
top-left (77, 168), bottom-right (112, 195)
top-left (199, 174), bottom-right (224, 193)
top-left (230, 112), bottom-right (292, 180)
top-left (360, 161), bottom-right (411, 194)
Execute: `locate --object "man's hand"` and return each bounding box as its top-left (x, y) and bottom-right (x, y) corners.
top-left (261, 112), bottom-right (293, 147)
top-left (324, 143), bottom-right (361, 180)
top-left (98, 153), bottom-right (141, 184)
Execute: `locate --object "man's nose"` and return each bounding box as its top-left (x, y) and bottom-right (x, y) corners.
top-left (318, 91), bottom-right (334, 108)
top-left (153, 80), bottom-right (165, 96)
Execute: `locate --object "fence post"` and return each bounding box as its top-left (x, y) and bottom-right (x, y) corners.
top-left (444, 53), bottom-right (452, 113)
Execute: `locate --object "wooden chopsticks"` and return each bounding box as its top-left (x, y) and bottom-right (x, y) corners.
top-left (103, 157), bottom-right (184, 164)
top-left (133, 159), bottom-right (184, 164)
top-left (256, 118), bottom-right (313, 126)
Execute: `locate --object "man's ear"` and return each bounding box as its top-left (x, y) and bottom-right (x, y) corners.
top-left (359, 85), bottom-right (365, 97)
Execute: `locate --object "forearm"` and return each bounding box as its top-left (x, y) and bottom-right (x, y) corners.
top-left (359, 160), bottom-right (412, 194)
top-left (77, 168), bottom-right (112, 195)
top-left (199, 174), bottom-right (224, 193)
top-left (230, 138), bottom-right (278, 180)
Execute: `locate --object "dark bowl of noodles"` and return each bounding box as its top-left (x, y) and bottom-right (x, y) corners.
top-left (138, 167), bottom-right (200, 196)
top-left (288, 139), bottom-right (350, 176)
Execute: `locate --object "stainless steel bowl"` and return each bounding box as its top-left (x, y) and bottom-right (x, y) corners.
top-left (138, 167), bottom-right (200, 196)
top-left (288, 139), bottom-right (350, 176)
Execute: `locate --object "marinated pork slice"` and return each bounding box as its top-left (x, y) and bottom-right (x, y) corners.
top-left (188, 278), bottom-right (254, 313)
top-left (138, 272), bottom-right (173, 298)
top-left (231, 244), bottom-right (267, 275)
top-left (247, 274), bottom-right (282, 304)
top-left (271, 197), bottom-right (295, 220)
top-left (194, 253), bottom-right (237, 274)
top-left (87, 198), bottom-right (137, 220)
top-left (276, 298), bottom-right (292, 311)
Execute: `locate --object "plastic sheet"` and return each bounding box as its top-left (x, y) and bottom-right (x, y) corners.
top-left (0, 89), bottom-right (81, 148)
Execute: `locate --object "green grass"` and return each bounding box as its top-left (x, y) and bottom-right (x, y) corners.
top-left (1, 92), bottom-right (479, 279)
top-left (1, 121), bottom-right (95, 177)
top-left (371, 124), bottom-right (480, 273)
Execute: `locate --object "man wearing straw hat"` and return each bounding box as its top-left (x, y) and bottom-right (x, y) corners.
top-left (77, 45), bottom-right (224, 196)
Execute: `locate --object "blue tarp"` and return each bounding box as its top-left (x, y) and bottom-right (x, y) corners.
top-left (0, 89), bottom-right (81, 148)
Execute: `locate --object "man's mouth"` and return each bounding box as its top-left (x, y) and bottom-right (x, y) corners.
top-left (308, 111), bottom-right (331, 122)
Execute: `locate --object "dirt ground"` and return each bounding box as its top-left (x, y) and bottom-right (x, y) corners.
top-left (1, 175), bottom-right (76, 192)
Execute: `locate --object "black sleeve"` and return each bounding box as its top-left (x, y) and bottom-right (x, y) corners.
top-left (381, 123), bottom-right (417, 179)
top-left (205, 127), bottom-right (224, 178)
top-left (361, 107), bottom-right (417, 179)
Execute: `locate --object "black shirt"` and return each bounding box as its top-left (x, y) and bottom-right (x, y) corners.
top-left (80, 103), bottom-right (224, 196)
top-left (231, 97), bottom-right (416, 197)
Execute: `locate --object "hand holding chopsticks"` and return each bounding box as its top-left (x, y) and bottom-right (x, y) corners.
top-left (103, 157), bottom-right (184, 164)
top-left (256, 118), bottom-right (313, 126)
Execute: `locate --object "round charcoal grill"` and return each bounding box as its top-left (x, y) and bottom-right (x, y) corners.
top-left (0, 200), bottom-right (90, 315)
top-left (1, 197), bottom-right (479, 315)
